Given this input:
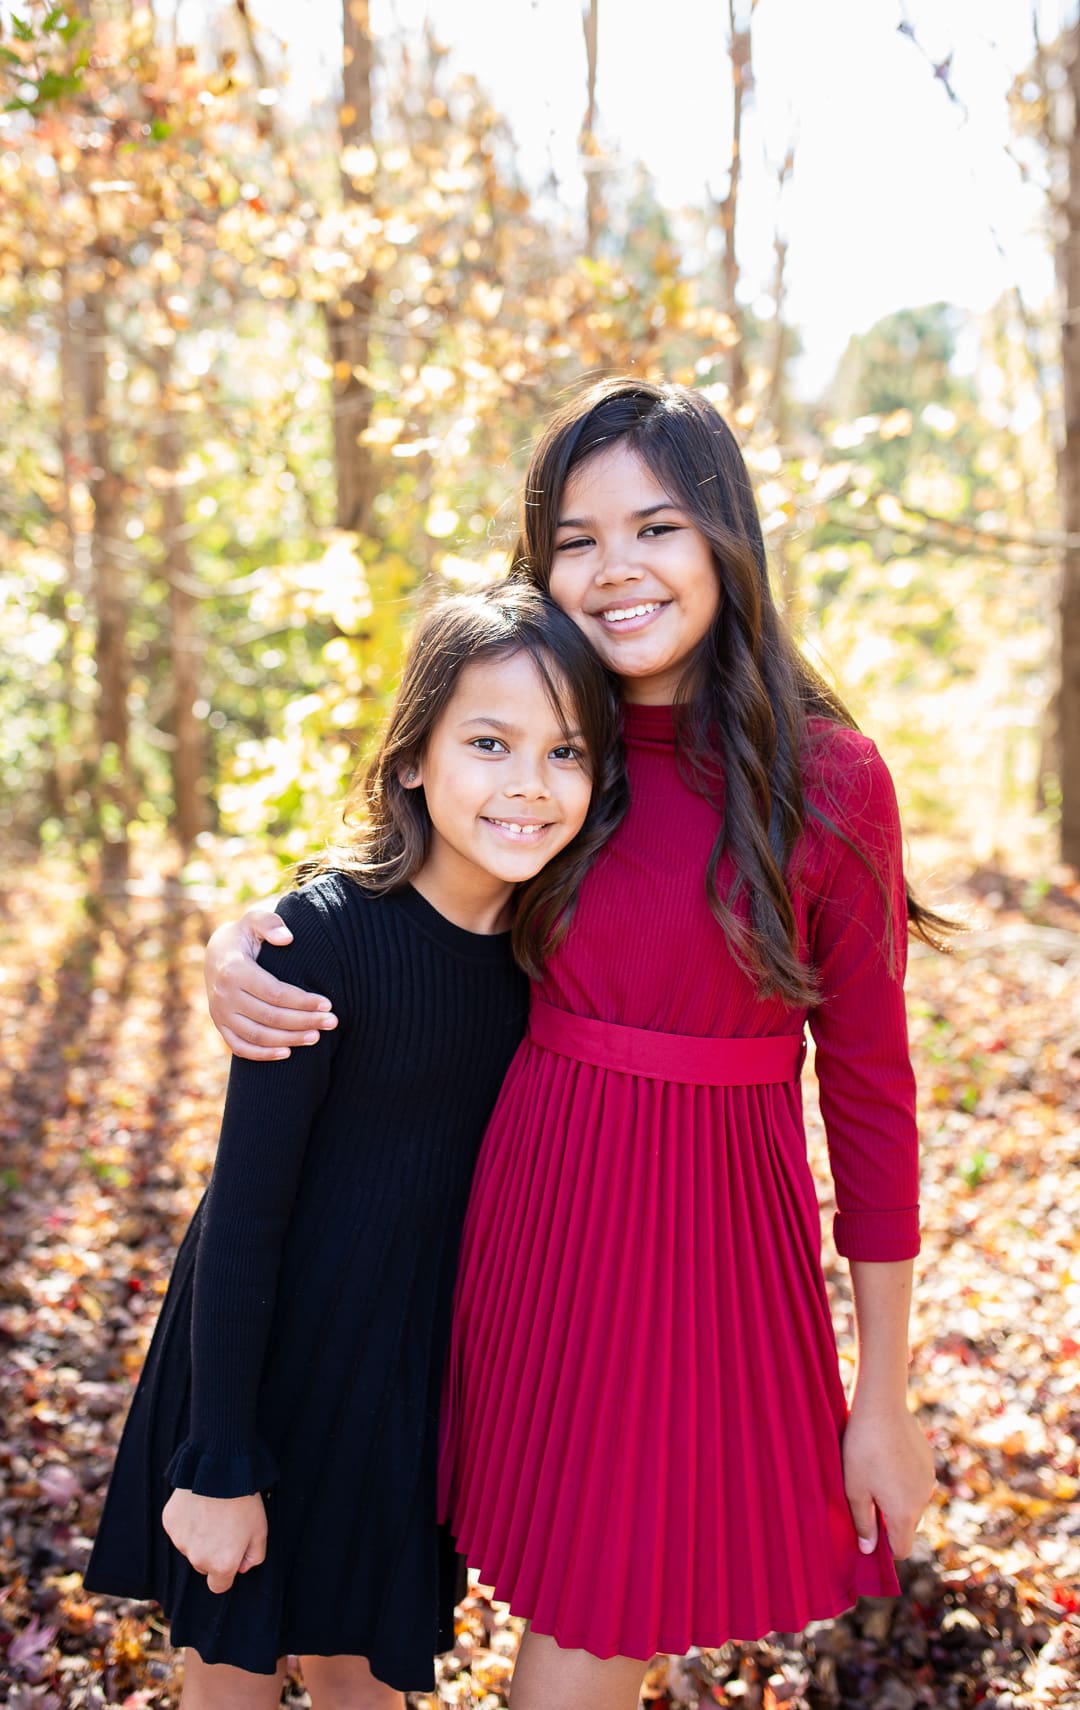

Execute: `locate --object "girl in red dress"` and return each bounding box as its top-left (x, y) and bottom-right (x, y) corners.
top-left (206, 380), bottom-right (940, 1710)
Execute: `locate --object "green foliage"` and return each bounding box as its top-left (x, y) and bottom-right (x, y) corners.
top-left (0, 4), bottom-right (1061, 863)
top-left (1, 5), bottom-right (88, 113)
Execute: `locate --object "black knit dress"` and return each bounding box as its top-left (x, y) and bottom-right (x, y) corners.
top-left (84, 875), bottom-right (529, 1690)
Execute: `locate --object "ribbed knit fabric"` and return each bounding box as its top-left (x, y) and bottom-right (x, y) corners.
top-left (84, 875), bottom-right (529, 1690)
top-left (438, 703), bottom-right (920, 1661)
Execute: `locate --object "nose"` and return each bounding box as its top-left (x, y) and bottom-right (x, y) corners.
top-left (594, 540), bottom-right (645, 588)
top-left (505, 755), bottom-right (552, 801)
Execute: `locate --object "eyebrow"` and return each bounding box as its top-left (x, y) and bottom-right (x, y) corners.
top-left (556, 499), bottom-right (680, 528)
top-left (460, 716), bottom-right (585, 742)
top-left (460, 717), bottom-right (519, 733)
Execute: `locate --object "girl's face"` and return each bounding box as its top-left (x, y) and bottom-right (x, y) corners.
top-left (406, 650), bottom-right (594, 911)
top-left (549, 443), bottom-right (720, 704)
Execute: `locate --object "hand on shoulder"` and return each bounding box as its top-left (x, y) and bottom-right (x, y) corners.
top-left (204, 896), bottom-right (338, 1060)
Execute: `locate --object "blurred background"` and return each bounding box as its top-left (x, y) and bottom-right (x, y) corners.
top-left (3, 5), bottom-right (1080, 1709)
top-left (1, 0), bottom-right (1075, 887)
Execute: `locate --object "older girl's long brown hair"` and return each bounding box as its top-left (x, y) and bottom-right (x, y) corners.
top-left (511, 377), bottom-right (951, 1006)
top-left (304, 582), bottom-right (627, 979)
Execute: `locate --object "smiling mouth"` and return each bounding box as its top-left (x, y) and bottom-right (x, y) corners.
top-left (483, 818), bottom-right (552, 840)
top-left (596, 601), bottom-right (665, 627)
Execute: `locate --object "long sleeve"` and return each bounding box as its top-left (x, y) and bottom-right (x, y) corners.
top-left (166, 884), bottom-right (348, 1498)
top-left (806, 736), bottom-right (920, 1262)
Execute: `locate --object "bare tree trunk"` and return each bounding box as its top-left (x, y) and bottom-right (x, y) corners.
top-left (765, 145), bottom-right (794, 443)
top-left (580, 0), bottom-right (601, 258)
top-left (44, 266), bottom-right (83, 822)
top-left (233, 0), bottom-right (275, 139)
top-left (766, 145), bottom-right (795, 613)
top-left (154, 345), bottom-right (206, 850)
top-left (1060, 24), bottom-right (1080, 865)
top-left (326, 0), bottom-right (376, 533)
top-left (719, 0), bottom-right (752, 413)
top-left (82, 276), bottom-right (131, 882)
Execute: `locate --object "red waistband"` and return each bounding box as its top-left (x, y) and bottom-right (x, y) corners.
top-left (527, 999), bottom-right (805, 1087)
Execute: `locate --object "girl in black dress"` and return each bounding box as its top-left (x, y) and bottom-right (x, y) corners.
top-left (84, 583), bottom-right (625, 1710)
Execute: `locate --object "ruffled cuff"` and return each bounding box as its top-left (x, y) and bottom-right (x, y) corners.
top-left (166, 1437), bottom-right (279, 1498)
top-left (833, 1205), bottom-right (920, 1261)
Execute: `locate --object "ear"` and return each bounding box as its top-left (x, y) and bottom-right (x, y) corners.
top-left (398, 761), bottom-right (423, 789)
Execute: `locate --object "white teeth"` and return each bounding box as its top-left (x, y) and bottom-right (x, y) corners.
top-left (487, 819), bottom-right (547, 838)
top-left (600, 602), bottom-right (661, 624)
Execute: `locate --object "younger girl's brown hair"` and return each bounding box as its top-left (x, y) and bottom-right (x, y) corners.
top-left (307, 581), bottom-right (627, 979)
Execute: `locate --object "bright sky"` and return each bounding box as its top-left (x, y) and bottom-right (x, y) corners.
top-left (234, 0), bottom-right (1067, 394)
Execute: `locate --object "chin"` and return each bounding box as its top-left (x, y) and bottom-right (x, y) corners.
top-left (500, 859), bottom-right (548, 882)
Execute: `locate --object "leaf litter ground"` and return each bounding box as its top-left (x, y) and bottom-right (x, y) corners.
top-left (0, 850), bottom-right (1077, 1709)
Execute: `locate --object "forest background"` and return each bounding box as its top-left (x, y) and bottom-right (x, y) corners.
top-left (1, 2), bottom-right (1080, 1708)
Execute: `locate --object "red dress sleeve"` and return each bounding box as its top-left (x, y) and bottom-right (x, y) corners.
top-left (805, 732), bottom-right (920, 1262)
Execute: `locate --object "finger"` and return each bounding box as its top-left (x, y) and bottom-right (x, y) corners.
top-left (226, 1017), bottom-right (324, 1051)
top-left (849, 1494), bottom-right (878, 1554)
top-left (227, 967), bottom-right (335, 1016)
top-left (239, 1537), bottom-right (267, 1572)
top-left (231, 997), bottom-right (338, 1032)
top-left (220, 1029), bottom-right (291, 1062)
top-left (206, 1566), bottom-right (237, 1594)
top-left (882, 1510), bottom-right (915, 1559)
top-left (243, 910), bottom-right (294, 946)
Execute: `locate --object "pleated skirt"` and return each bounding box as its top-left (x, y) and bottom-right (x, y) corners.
top-left (437, 1020), bottom-right (900, 1661)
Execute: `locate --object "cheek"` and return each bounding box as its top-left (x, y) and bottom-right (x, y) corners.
top-left (567, 777), bottom-right (595, 830)
top-left (548, 563), bottom-right (585, 620)
top-left (691, 567), bottom-right (721, 630)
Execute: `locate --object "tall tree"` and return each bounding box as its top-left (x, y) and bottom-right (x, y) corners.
top-left (1005, 13), bottom-right (1080, 847)
top-left (764, 144), bottom-right (795, 444)
top-left (1060, 22), bottom-right (1080, 865)
top-left (151, 333), bottom-right (207, 852)
top-left (714, 0), bottom-right (755, 413)
top-left (82, 266), bottom-right (132, 882)
top-left (326, 0), bottom-right (377, 534)
top-left (580, 0), bottom-right (602, 258)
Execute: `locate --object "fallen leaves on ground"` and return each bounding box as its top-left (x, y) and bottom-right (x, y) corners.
top-left (1, 849), bottom-right (1077, 1709)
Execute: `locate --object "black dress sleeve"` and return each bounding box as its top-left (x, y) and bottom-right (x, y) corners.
top-left (166, 883), bottom-right (349, 1498)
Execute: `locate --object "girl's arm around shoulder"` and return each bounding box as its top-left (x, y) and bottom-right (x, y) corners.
top-left (166, 874), bottom-right (355, 1503)
top-left (203, 884), bottom-right (342, 1061)
top-left (257, 872), bottom-right (359, 1015)
top-left (803, 728), bottom-right (919, 1266)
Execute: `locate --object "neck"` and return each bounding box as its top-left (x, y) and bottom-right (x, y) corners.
top-left (409, 863), bottom-right (514, 936)
top-left (619, 672), bottom-right (686, 706)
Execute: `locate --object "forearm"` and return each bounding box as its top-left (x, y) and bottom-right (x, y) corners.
top-left (179, 896), bottom-right (342, 1490)
top-left (848, 1258), bottom-right (913, 1410)
top-left (187, 1148), bottom-right (294, 1464)
top-left (172, 1067), bottom-right (314, 1494)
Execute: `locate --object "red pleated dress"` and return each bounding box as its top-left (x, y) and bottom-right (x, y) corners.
top-left (438, 703), bottom-right (921, 1661)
